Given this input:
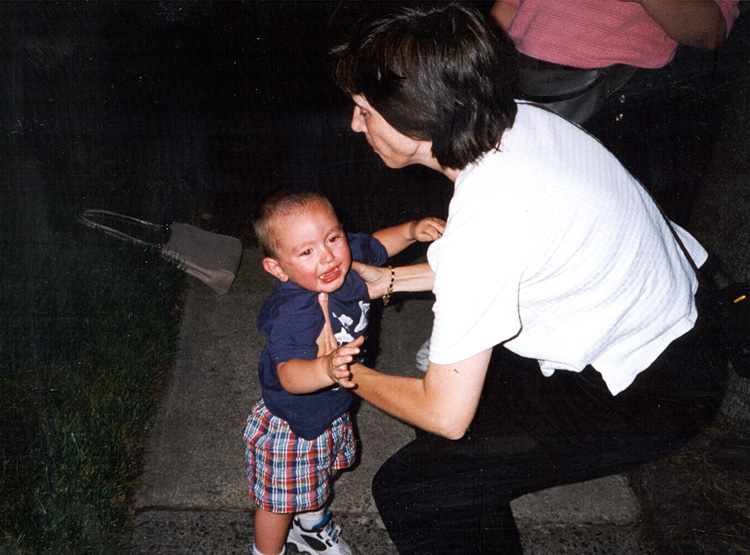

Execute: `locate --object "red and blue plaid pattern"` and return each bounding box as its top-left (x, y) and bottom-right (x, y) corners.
top-left (244, 399), bottom-right (357, 513)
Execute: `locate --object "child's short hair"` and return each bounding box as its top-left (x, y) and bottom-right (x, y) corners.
top-left (254, 189), bottom-right (337, 258)
top-left (332, 2), bottom-right (518, 170)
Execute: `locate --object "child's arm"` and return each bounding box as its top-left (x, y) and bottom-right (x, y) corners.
top-left (371, 217), bottom-right (445, 257)
top-left (276, 336), bottom-right (363, 394)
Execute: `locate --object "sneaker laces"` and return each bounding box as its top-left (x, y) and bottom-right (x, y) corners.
top-left (315, 516), bottom-right (343, 545)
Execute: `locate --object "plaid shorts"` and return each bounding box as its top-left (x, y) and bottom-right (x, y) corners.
top-left (243, 399), bottom-right (358, 513)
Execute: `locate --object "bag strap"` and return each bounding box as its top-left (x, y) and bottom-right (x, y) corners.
top-left (658, 211), bottom-right (712, 291)
top-left (79, 209), bottom-right (167, 248)
top-left (639, 186), bottom-right (714, 291)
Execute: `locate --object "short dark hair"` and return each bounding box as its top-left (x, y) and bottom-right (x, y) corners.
top-left (253, 189), bottom-right (337, 258)
top-left (333, 3), bottom-right (518, 170)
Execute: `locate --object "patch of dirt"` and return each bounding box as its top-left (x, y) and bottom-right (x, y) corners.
top-left (628, 416), bottom-right (750, 554)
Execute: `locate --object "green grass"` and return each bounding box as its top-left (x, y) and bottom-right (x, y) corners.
top-left (1, 229), bottom-right (183, 554)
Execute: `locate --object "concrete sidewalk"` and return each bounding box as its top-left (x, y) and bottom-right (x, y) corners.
top-left (130, 248), bottom-right (649, 555)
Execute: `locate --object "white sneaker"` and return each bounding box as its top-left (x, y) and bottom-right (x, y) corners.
top-left (415, 338), bottom-right (430, 372)
top-left (287, 513), bottom-right (353, 555)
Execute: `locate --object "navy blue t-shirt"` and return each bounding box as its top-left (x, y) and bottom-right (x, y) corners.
top-left (257, 232), bottom-right (387, 440)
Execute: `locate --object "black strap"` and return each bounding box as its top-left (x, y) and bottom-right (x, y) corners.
top-left (79, 209), bottom-right (169, 248)
top-left (655, 207), bottom-right (711, 291)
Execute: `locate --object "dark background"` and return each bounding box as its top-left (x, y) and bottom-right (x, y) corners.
top-left (2, 1), bottom-right (748, 265)
top-left (1, 1), bottom-right (472, 252)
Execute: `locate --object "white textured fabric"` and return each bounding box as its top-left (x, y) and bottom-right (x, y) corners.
top-left (427, 103), bottom-right (706, 395)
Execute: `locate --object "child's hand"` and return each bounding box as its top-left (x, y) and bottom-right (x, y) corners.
top-left (409, 217), bottom-right (445, 242)
top-left (325, 340), bottom-right (362, 389)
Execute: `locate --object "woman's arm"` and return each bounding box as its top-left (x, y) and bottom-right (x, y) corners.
top-left (371, 217), bottom-right (445, 257)
top-left (620, 0), bottom-right (728, 49)
top-left (349, 351), bottom-right (492, 439)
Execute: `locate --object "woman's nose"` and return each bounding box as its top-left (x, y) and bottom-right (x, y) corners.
top-left (351, 107), bottom-right (365, 133)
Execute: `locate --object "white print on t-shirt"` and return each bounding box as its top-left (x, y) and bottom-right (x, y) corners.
top-left (333, 301), bottom-right (370, 345)
top-left (355, 301), bottom-right (369, 332)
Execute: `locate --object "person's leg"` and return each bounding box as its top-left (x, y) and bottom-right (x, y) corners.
top-left (374, 313), bottom-right (728, 555)
top-left (374, 351), bottom-right (607, 555)
top-left (374, 430), bottom-right (544, 554)
top-left (286, 417), bottom-right (357, 555)
top-left (253, 508), bottom-right (293, 555)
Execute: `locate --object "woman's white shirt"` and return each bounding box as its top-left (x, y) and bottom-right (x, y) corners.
top-left (427, 103), bottom-right (706, 395)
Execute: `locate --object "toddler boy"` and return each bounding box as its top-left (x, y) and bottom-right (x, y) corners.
top-left (245, 190), bottom-right (444, 555)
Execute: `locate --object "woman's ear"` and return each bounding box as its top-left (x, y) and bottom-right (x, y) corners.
top-left (262, 257), bottom-right (289, 282)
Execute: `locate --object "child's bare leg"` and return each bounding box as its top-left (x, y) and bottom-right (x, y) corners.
top-left (253, 508), bottom-right (293, 555)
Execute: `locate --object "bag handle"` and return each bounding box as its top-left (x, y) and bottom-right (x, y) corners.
top-left (79, 209), bottom-right (167, 248)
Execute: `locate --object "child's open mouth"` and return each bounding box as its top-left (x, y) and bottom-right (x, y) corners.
top-left (320, 266), bottom-right (342, 284)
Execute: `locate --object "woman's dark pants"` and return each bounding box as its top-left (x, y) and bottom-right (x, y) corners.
top-left (372, 310), bottom-right (728, 554)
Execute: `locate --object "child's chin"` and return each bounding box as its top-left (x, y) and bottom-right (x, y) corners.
top-left (318, 280), bottom-right (345, 293)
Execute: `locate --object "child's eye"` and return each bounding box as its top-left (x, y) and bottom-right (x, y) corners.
top-left (328, 234), bottom-right (341, 244)
top-left (300, 249), bottom-right (312, 256)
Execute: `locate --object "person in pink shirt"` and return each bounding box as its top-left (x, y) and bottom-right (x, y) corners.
top-left (491, 0), bottom-right (743, 226)
top-left (492, 0), bottom-right (739, 69)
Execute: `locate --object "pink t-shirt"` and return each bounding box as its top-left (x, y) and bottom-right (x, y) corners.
top-left (504, 0), bottom-right (740, 69)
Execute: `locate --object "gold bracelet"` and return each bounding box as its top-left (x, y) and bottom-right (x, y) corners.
top-left (382, 266), bottom-right (395, 306)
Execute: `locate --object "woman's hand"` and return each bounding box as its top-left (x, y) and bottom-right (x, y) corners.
top-left (351, 261), bottom-right (392, 299)
top-left (353, 261), bottom-right (436, 299)
top-left (409, 217), bottom-right (445, 242)
top-left (316, 293), bottom-right (362, 388)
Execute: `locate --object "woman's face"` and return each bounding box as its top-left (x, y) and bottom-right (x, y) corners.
top-left (350, 95), bottom-right (433, 169)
